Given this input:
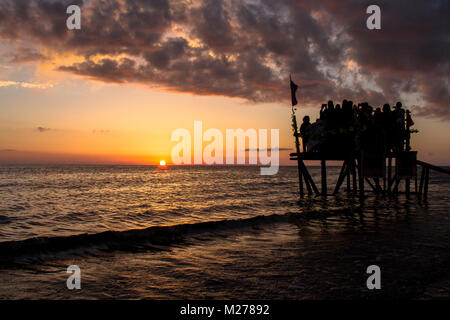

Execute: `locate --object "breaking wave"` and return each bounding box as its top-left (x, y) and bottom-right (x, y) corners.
top-left (0, 207), bottom-right (360, 265)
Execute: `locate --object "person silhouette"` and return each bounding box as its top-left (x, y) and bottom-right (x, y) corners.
top-left (327, 100), bottom-right (335, 124)
top-left (320, 104), bottom-right (327, 120)
top-left (327, 100), bottom-right (334, 109)
top-left (405, 110), bottom-right (414, 151)
top-left (382, 103), bottom-right (393, 152)
top-left (300, 115), bottom-right (312, 152)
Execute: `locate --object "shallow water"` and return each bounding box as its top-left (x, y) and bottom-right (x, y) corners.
top-left (0, 165), bottom-right (449, 299)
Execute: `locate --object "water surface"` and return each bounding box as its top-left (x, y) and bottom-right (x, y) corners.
top-left (0, 165), bottom-right (448, 299)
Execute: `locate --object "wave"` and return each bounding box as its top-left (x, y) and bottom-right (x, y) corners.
top-left (0, 207), bottom-right (361, 265)
top-left (0, 215), bottom-right (15, 224)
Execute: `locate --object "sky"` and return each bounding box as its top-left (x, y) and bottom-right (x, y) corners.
top-left (0, 0), bottom-right (449, 165)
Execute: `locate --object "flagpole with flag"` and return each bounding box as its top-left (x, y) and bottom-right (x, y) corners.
top-left (290, 74), bottom-right (300, 148)
top-left (290, 74), bottom-right (304, 197)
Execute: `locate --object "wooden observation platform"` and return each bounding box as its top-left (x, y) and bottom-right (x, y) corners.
top-left (289, 108), bottom-right (450, 201)
top-left (287, 76), bottom-right (449, 200)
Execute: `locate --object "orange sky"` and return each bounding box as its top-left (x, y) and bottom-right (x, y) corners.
top-left (0, 68), bottom-right (296, 165)
top-left (1, 74), bottom-right (449, 165)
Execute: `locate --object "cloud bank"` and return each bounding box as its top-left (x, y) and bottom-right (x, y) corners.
top-left (0, 0), bottom-right (448, 118)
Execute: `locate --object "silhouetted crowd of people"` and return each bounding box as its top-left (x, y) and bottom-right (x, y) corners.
top-left (299, 100), bottom-right (415, 155)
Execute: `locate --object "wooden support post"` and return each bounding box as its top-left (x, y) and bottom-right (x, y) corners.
top-left (303, 167), bottom-right (313, 195)
top-left (299, 171), bottom-right (304, 197)
top-left (346, 161), bottom-right (351, 193)
top-left (297, 159), bottom-right (304, 197)
top-left (405, 178), bottom-right (410, 197)
top-left (300, 161), bottom-right (320, 195)
top-left (358, 152), bottom-right (365, 199)
top-left (393, 177), bottom-right (401, 193)
top-left (418, 165), bottom-right (425, 199)
top-left (374, 178), bottom-right (382, 193)
top-left (423, 168), bottom-right (429, 201)
top-left (333, 160), bottom-right (348, 195)
top-left (387, 157), bottom-right (392, 194)
top-left (388, 157), bottom-right (398, 193)
top-left (364, 177), bottom-right (377, 192)
top-left (352, 159), bottom-right (357, 194)
top-left (321, 159), bottom-right (327, 196)
top-left (414, 166), bottom-right (418, 193)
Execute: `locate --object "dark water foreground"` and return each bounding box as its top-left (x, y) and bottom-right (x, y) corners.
top-left (0, 165), bottom-right (449, 299)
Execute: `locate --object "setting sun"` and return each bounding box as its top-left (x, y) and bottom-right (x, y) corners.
top-left (159, 160), bottom-right (166, 166)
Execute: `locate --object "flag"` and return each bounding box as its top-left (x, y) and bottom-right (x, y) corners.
top-left (290, 74), bottom-right (298, 106)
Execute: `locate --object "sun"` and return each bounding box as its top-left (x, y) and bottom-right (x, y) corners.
top-left (159, 160), bottom-right (166, 166)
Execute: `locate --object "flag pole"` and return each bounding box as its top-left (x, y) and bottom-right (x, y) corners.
top-left (292, 105), bottom-right (304, 197)
top-left (290, 75), bottom-right (304, 197)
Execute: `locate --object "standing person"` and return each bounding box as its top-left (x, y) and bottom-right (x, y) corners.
top-left (326, 100), bottom-right (335, 124)
top-left (325, 100), bottom-right (336, 152)
top-left (342, 100), bottom-right (354, 153)
top-left (320, 104), bottom-right (327, 120)
top-left (300, 116), bottom-right (312, 152)
top-left (405, 110), bottom-right (414, 151)
top-left (382, 103), bottom-right (393, 152)
top-left (374, 107), bottom-right (385, 155)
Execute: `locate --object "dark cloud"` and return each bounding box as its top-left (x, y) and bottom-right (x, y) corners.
top-left (191, 0), bottom-right (235, 51)
top-left (36, 126), bottom-right (51, 132)
top-left (0, 0), bottom-right (448, 118)
top-left (9, 48), bottom-right (48, 63)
